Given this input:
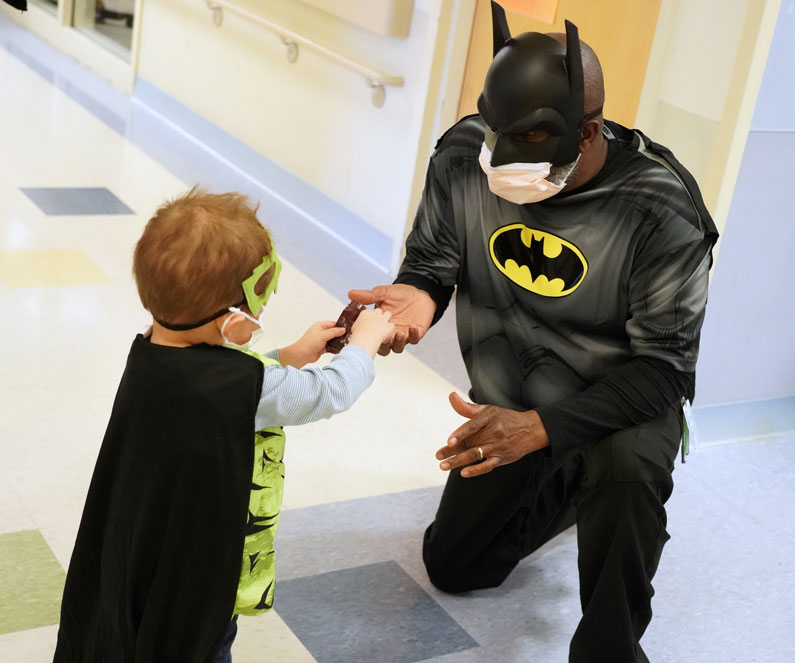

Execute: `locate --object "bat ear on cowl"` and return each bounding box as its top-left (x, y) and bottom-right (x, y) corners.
top-left (564, 19), bottom-right (585, 122)
top-left (490, 1), bottom-right (512, 57)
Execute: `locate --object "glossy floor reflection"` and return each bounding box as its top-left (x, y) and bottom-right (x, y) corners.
top-left (1, 14), bottom-right (793, 663)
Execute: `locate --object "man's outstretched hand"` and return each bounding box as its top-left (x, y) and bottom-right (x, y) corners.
top-left (348, 284), bottom-right (435, 355)
top-left (436, 393), bottom-right (550, 477)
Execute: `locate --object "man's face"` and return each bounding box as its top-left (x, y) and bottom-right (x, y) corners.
top-left (478, 32), bottom-right (583, 167)
top-left (548, 153), bottom-right (582, 187)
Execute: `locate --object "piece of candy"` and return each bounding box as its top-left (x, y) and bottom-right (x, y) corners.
top-left (326, 301), bottom-right (366, 354)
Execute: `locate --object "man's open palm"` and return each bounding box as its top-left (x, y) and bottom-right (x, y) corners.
top-left (348, 284), bottom-right (436, 355)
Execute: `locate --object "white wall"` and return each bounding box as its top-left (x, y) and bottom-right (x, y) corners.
top-left (136, 0), bottom-right (450, 268)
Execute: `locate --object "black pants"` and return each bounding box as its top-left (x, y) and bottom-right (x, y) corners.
top-left (422, 405), bottom-right (682, 663)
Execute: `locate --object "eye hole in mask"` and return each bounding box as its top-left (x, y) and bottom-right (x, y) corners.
top-left (513, 128), bottom-right (551, 144)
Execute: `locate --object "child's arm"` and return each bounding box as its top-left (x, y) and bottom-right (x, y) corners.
top-left (254, 310), bottom-right (393, 430)
top-left (277, 309), bottom-right (394, 367)
top-left (278, 321), bottom-right (345, 368)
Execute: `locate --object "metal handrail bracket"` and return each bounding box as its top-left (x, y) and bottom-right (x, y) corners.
top-left (204, 0), bottom-right (404, 107)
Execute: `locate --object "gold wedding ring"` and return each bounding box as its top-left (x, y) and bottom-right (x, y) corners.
top-left (476, 446), bottom-right (485, 460)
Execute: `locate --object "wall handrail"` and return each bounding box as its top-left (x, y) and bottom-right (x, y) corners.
top-left (203, 0), bottom-right (404, 107)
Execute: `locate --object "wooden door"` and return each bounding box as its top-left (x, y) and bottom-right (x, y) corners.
top-left (458, 0), bottom-right (663, 127)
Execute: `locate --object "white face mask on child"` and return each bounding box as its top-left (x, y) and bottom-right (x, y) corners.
top-left (220, 306), bottom-right (266, 349)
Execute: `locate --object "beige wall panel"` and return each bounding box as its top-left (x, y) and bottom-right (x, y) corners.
top-left (659, 0), bottom-right (748, 121)
top-left (294, 0), bottom-right (415, 39)
top-left (651, 101), bottom-right (719, 190)
top-left (458, 0), bottom-right (662, 127)
top-left (641, 0), bottom-right (779, 241)
top-left (703, 0), bottom-right (779, 229)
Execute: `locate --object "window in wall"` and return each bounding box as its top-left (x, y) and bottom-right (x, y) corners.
top-left (31, 0), bottom-right (59, 16)
top-left (73, 0), bottom-right (135, 57)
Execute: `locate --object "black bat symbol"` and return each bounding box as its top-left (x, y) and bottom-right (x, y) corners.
top-left (492, 228), bottom-right (584, 291)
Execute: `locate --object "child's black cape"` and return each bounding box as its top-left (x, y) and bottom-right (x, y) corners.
top-left (54, 335), bottom-right (264, 662)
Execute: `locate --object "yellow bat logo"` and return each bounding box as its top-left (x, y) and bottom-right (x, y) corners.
top-left (489, 224), bottom-right (588, 297)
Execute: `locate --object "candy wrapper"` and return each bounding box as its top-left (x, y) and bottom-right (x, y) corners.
top-left (326, 300), bottom-right (366, 354)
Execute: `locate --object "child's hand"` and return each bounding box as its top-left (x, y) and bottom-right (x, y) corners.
top-left (349, 309), bottom-right (395, 358)
top-left (280, 321), bottom-right (345, 368)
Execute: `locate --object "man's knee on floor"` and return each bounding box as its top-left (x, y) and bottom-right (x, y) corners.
top-left (425, 557), bottom-right (511, 593)
top-left (425, 563), bottom-right (473, 593)
top-left (423, 539), bottom-right (475, 593)
top-left (423, 535), bottom-right (514, 593)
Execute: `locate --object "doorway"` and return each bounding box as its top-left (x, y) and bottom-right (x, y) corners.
top-left (457, 0), bottom-right (663, 126)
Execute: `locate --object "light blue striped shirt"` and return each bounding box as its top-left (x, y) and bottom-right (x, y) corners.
top-left (254, 344), bottom-right (375, 430)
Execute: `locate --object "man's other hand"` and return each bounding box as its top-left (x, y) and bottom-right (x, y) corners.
top-left (348, 284), bottom-right (435, 355)
top-left (436, 393), bottom-right (550, 477)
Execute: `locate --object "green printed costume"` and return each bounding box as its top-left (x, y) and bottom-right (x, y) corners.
top-left (232, 350), bottom-right (286, 615)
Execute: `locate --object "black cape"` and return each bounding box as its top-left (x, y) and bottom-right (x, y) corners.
top-left (54, 335), bottom-right (264, 662)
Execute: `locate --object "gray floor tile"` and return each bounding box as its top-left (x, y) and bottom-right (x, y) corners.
top-left (20, 187), bottom-right (133, 215)
top-left (641, 435), bottom-right (795, 662)
top-left (275, 560), bottom-right (478, 663)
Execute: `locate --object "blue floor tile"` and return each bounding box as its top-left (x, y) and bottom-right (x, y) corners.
top-left (20, 187), bottom-right (133, 215)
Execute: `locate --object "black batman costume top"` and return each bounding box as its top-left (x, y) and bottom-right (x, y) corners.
top-left (396, 116), bottom-right (718, 453)
top-left (54, 335), bottom-right (263, 662)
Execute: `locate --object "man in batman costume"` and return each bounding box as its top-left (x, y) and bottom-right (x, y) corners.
top-left (350, 3), bottom-right (718, 661)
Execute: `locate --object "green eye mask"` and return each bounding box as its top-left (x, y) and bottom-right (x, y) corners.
top-left (242, 249), bottom-right (282, 314)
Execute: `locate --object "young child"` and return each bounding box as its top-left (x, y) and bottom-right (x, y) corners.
top-left (53, 189), bottom-right (394, 663)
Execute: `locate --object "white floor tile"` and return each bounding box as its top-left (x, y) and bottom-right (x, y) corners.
top-left (0, 473), bottom-right (35, 537)
top-left (234, 612), bottom-right (317, 663)
top-left (0, 625), bottom-right (58, 663)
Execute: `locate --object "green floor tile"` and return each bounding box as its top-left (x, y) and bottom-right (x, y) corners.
top-left (0, 530), bottom-right (66, 635)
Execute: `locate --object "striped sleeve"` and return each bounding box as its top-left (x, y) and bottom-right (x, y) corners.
top-left (253, 344), bottom-right (375, 430)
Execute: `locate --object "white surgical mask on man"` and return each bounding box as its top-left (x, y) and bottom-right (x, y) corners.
top-left (478, 142), bottom-right (580, 205)
top-left (220, 306), bottom-right (266, 349)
